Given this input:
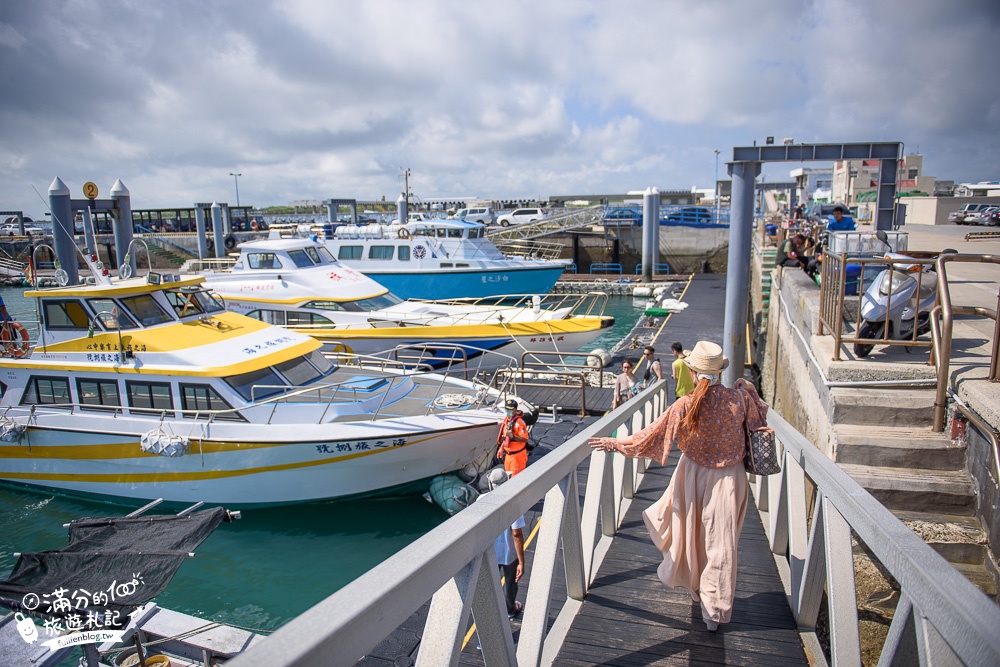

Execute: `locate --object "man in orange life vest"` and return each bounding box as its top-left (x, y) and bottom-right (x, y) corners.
top-left (497, 399), bottom-right (530, 477)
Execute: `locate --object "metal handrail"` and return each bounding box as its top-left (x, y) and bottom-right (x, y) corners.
top-left (928, 253), bottom-right (1000, 434)
top-left (486, 206), bottom-right (604, 244)
top-left (755, 411), bottom-right (1000, 665)
top-left (817, 250), bottom-right (939, 360)
top-left (226, 380), bottom-right (667, 667)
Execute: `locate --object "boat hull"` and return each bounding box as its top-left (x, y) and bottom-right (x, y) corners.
top-left (0, 416), bottom-right (499, 506)
top-left (297, 316), bottom-right (615, 367)
top-left (346, 265), bottom-right (565, 300)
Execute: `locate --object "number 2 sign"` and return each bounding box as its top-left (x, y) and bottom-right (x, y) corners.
top-left (83, 182), bottom-right (99, 199)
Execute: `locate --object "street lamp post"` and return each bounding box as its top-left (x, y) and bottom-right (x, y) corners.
top-left (714, 149), bottom-right (721, 222)
top-left (229, 172), bottom-right (242, 208)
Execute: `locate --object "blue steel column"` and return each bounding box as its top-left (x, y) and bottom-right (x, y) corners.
top-left (110, 179), bottom-right (135, 277)
top-left (194, 206), bottom-right (209, 259)
top-left (642, 188), bottom-right (659, 281)
top-left (722, 160), bottom-right (760, 387)
top-left (211, 203), bottom-right (226, 259)
top-left (47, 177), bottom-right (79, 285)
top-left (875, 157), bottom-right (898, 231)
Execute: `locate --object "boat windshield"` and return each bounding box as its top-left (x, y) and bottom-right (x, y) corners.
top-left (120, 294), bottom-right (174, 327)
top-left (224, 367), bottom-right (287, 401)
top-left (287, 246), bottom-right (334, 268)
top-left (164, 288), bottom-right (226, 318)
top-left (87, 298), bottom-right (139, 331)
top-left (304, 293), bottom-right (403, 312)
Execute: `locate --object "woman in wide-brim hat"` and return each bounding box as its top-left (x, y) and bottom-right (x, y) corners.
top-left (588, 340), bottom-right (769, 631)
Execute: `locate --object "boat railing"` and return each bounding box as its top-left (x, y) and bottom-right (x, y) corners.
top-left (185, 257), bottom-right (239, 273)
top-left (497, 239), bottom-right (565, 262)
top-left (406, 291), bottom-right (610, 324)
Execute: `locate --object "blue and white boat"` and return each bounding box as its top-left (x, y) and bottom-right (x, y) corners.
top-left (316, 218), bottom-right (569, 300)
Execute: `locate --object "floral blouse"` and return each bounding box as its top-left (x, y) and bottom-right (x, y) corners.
top-left (618, 382), bottom-right (768, 468)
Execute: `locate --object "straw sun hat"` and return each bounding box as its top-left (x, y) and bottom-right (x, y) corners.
top-left (682, 341), bottom-right (729, 375)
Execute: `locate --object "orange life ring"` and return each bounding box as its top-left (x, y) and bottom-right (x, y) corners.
top-left (398, 228), bottom-right (411, 239)
top-left (250, 219), bottom-right (259, 231)
top-left (1, 322), bottom-right (30, 358)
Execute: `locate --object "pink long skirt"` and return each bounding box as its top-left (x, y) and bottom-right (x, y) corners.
top-left (642, 453), bottom-right (748, 624)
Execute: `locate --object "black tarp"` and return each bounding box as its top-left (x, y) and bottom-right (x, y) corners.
top-left (0, 508), bottom-right (226, 629)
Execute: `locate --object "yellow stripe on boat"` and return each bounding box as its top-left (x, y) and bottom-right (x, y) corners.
top-left (293, 316), bottom-right (610, 340)
top-left (25, 276), bottom-right (206, 298)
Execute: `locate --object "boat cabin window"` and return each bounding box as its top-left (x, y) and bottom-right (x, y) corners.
top-left (397, 246), bottom-right (410, 261)
top-left (448, 229), bottom-right (463, 238)
top-left (316, 246), bottom-right (336, 263)
top-left (469, 228), bottom-right (482, 239)
top-left (305, 349), bottom-right (334, 375)
top-left (436, 228), bottom-right (447, 238)
top-left (286, 312), bottom-right (334, 326)
top-left (225, 367), bottom-right (286, 401)
top-left (304, 292), bottom-right (402, 312)
top-left (121, 294), bottom-right (174, 327)
top-left (244, 310), bottom-right (334, 326)
top-left (413, 227), bottom-right (434, 237)
top-left (368, 245), bottom-right (394, 260)
top-left (180, 384), bottom-right (242, 420)
top-left (440, 263), bottom-right (452, 268)
top-left (304, 246), bottom-right (327, 264)
top-left (247, 252), bottom-right (282, 270)
top-left (77, 378), bottom-right (121, 410)
top-left (275, 356), bottom-right (323, 386)
top-left (42, 299), bottom-right (90, 330)
top-left (164, 288), bottom-right (224, 318)
top-left (126, 381), bottom-right (173, 414)
top-left (338, 246), bottom-right (363, 260)
top-left (21, 376), bottom-right (71, 406)
top-left (288, 249), bottom-right (316, 268)
top-left (87, 299), bottom-right (139, 331)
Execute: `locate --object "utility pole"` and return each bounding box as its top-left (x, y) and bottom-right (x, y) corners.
top-left (230, 172), bottom-right (242, 208)
top-left (714, 149), bottom-right (721, 222)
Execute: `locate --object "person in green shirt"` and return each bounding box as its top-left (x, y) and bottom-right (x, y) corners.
top-left (671, 342), bottom-right (695, 400)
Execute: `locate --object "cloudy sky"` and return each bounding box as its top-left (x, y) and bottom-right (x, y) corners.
top-left (1, 0), bottom-right (997, 217)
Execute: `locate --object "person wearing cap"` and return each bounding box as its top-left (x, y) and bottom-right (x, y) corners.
top-left (826, 205), bottom-right (856, 232)
top-left (588, 341), bottom-right (769, 632)
top-left (497, 399), bottom-right (530, 477)
top-left (670, 342), bottom-right (695, 400)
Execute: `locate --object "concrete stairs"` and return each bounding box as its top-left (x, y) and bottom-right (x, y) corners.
top-left (830, 386), bottom-right (997, 600)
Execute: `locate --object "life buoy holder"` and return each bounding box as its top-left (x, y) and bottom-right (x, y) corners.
top-left (398, 228), bottom-right (411, 239)
top-left (1, 322), bottom-right (30, 358)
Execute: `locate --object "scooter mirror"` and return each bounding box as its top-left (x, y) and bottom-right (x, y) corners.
top-left (941, 248), bottom-right (958, 255)
top-left (875, 230), bottom-right (889, 244)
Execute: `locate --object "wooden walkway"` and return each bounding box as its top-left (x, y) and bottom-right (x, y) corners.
top-left (553, 448), bottom-right (807, 666)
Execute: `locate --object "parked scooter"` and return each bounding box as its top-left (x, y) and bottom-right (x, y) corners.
top-left (853, 231), bottom-right (954, 357)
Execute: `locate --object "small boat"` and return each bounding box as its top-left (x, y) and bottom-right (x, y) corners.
top-left (313, 218), bottom-right (569, 299)
top-left (0, 263), bottom-right (516, 506)
top-left (195, 238), bottom-right (614, 368)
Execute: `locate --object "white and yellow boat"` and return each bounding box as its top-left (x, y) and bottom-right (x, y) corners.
top-left (0, 272), bottom-right (513, 506)
top-left (195, 238), bottom-right (614, 367)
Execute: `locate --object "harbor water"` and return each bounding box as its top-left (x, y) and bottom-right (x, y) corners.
top-left (0, 285), bottom-right (645, 632)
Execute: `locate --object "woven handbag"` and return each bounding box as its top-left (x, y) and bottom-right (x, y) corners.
top-left (744, 425), bottom-right (781, 476)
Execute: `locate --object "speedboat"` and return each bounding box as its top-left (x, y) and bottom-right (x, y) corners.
top-left (195, 238), bottom-right (614, 368)
top-left (0, 268), bottom-right (515, 506)
top-left (315, 218), bottom-right (569, 299)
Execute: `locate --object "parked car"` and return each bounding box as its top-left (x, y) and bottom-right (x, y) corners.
top-left (0, 222), bottom-right (44, 236)
top-left (602, 207), bottom-right (642, 225)
top-left (989, 209), bottom-right (1000, 227)
top-left (967, 206), bottom-right (1000, 226)
top-left (947, 203), bottom-right (990, 225)
top-left (663, 206), bottom-right (714, 224)
top-left (455, 207), bottom-right (495, 225)
top-left (496, 208), bottom-right (547, 227)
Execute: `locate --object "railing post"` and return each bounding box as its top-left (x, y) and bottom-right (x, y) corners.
top-left (517, 474), bottom-right (571, 667)
top-left (824, 497), bottom-right (862, 667)
top-left (580, 450), bottom-right (608, 581)
top-left (471, 549), bottom-right (517, 667)
top-left (561, 470), bottom-right (587, 601)
top-left (416, 556), bottom-right (482, 667)
top-left (877, 592), bottom-right (918, 667)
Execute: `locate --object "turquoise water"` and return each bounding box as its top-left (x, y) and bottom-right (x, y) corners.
top-left (0, 286), bottom-right (644, 636)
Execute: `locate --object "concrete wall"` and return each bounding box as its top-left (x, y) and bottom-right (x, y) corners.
top-left (901, 196), bottom-right (1000, 226)
top-left (963, 421), bottom-right (1000, 570)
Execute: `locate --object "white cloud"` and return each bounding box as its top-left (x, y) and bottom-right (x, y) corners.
top-left (0, 0), bottom-right (997, 217)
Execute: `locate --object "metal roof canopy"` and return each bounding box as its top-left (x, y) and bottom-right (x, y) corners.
top-left (721, 142), bottom-right (902, 387)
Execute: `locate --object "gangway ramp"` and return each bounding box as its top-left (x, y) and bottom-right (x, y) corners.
top-left (487, 206), bottom-right (604, 243)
